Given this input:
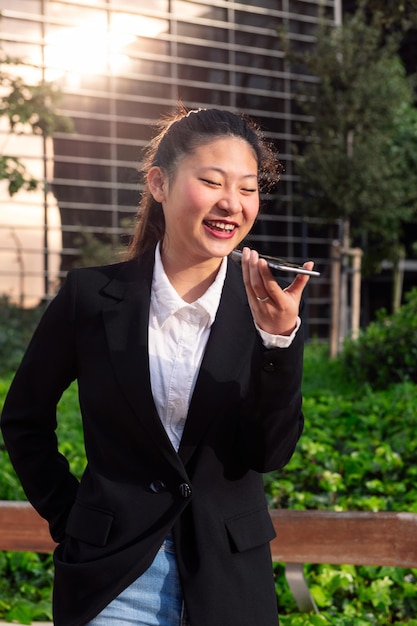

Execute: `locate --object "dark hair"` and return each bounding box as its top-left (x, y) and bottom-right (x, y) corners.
top-left (126, 105), bottom-right (282, 258)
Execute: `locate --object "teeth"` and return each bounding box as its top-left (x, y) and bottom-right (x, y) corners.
top-left (207, 221), bottom-right (235, 231)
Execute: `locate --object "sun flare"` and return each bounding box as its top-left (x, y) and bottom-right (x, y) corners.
top-left (44, 14), bottom-right (165, 84)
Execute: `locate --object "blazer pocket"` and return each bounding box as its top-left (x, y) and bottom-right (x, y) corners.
top-left (225, 506), bottom-right (276, 553)
top-left (66, 500), bottom-right (114, 547)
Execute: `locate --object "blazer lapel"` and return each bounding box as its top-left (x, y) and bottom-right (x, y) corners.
top-left (179, 260), bottom-right (256, 465)
top-left (100, 253), bottom-right (185, 473)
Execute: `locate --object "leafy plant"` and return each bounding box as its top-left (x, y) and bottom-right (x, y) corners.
top-left (0, 551), bottom-right (53, 624)
top-left (341, 287), bottom-right (417, 388)
top-left (0, 46), bottom-right (73, 196)
top-left (0, 297), bottom-right (45, 377)
top-left (274, 563), bottom-right (417, 624)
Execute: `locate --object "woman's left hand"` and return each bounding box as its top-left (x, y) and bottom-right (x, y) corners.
top-left (240, 247), bottom-right (314, 336)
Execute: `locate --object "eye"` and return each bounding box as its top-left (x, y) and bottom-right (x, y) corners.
top-left (200, 178), bottom-right (221, 187)
top-left (241, 187), bottom-right (258, 194)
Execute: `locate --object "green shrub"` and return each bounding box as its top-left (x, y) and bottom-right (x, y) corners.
top-left (341, 287), bottom-right (417, 389)
top-left (265, 381), bottom-right (417, 512)
top-left (274, 562), bottom-right (417, 625)
top-left (0, 551), bottom-right (53, 624)
top-left (0, 380), bottom-right (84, 501)
top-left (0, 297), bottom-right (44, 377)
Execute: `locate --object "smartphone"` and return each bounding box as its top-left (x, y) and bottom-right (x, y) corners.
top-left (231, 249), bottom-right (320, 277)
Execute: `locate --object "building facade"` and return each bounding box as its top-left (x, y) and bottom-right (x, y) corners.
top-left (0, 0), bottom-right (339, 336)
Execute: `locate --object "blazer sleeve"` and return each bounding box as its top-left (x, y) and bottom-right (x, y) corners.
top-left (1, 273), bottom-right (80, 542)
top-left (238, 322), bottom-right (305, 473)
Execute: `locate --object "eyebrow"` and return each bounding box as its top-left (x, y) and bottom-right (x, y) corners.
top-left (200, 166), bottom-right (258, 180)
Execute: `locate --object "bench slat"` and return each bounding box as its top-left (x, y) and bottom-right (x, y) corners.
top-left (269, 509), bottom-right (417, 568)
top-left (0, 501), bottom-right (55, 552)
top-left (1, 502), bottom-right (417, 571)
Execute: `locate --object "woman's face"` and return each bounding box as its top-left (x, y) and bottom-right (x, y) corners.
top-left (148, 136), bottom-right (260, 267)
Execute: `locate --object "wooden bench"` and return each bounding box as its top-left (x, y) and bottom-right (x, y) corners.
top-left (1, 501), bottom-right (417, 615)
top-left (269, 509), bottom-right (417, 612)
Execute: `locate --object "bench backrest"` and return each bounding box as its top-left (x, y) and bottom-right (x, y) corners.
top-left (2, 501), bottom-right (417, 568)
top-left (269, 509), bottom-right (417, 568)
top-left (2, 501), bottom-right (417, 615)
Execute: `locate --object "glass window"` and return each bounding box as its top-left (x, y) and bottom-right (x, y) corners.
top-left (54, 138), bottom-right (112, 160)
top-left (235, 10), bottom-right (279, 30)
top-left (1, 16), bottom-right (41, 40)
top-left (117, 186), bottom-right (139, 209)
top-left (236, 92), bottom-right (288, 114)
top-left (176, 21), bottom-right (228, 42)
top-left (258, 116), bottom-right (287, 136)
top-left (45, 2), bottom-right (106, 24)
top-left (177, 41), bottom-right (228, 64)
top-left (237, 0), bottom-right (283, 8)
top-left (110, 12), bottom-right (168, 39)
top-left (0, 0), bottom-right (40, 12)
top-left (171, 1), bottom-right (226, 22)
top-left (113, 76), bottom-right (172, 99)
top-left (288, 1), bottom-right (322, 19)
top-left (235, 51), bottom-right (284, 74)
top-left (129, 35), bottom-right (171, 56)
top-left (235, 30), bottom-right (280, 52)
top-left (117, 143), bottom-right (142, 163)
top-left (288, 19), bottom-right (317, 37)
top-left (127, 57), bottom-right (171, 78)
top-left (177, 84), bottom-right (231, 106)
top-left (110, 0), bottom-right (168, 9)
top-left (235, 72), bottom-right (285, 94)
top-left (178, 63), bottom-right (229, 85)
top-left (117, 118), bottom-right (173, 141)
top-left (61, 93), bottom-right (109, 115)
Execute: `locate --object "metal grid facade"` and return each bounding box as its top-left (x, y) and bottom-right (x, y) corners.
top-left (0, 0), bottom-right (339, 337)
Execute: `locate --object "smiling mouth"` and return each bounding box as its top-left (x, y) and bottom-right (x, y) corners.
top-left (204, 220), bottom-right (237, 232)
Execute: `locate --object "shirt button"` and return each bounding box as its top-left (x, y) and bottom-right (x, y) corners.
top-left (263, 361), bottom-right (276, 372)
top-left (179, 483), bottom-right (192, 498)
top-left (149, 480), bottom-right (167, 493)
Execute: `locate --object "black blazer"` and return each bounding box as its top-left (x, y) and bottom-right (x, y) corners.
top-left (1, 248), bottom-right (304, 626)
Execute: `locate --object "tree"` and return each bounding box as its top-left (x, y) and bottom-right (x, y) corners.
top-left (343, 0), bottom-right (417, 93)
top-left (0, 47), bottom-right (72, 196)
top-left (281, 5), bottom-right (417, 283)
top-left (349, 0), bottom-right (417, 31)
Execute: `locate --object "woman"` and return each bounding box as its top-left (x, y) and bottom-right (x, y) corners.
top-left (1, 107), bottom-right (314, 626)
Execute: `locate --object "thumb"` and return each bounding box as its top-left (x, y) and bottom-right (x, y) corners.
top-left (285, 261), bottom-right (314, 295)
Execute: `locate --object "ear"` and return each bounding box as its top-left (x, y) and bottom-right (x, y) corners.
top-left (147, 166), bottom-right (167, 203)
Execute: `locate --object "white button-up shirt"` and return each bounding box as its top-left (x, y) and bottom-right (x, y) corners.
top-left (148, 244), bottom-right (299, 451)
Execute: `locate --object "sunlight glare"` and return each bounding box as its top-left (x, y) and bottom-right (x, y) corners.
top-left (44, 15), bottom-right (145, 84)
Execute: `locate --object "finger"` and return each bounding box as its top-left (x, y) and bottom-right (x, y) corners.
top-left (246, 250), bottom-right (276, 302)
top-left (241, 247), bottom-right (261, 299)
top-left (284, 261), bottom-right (314, 295)
top-left (258, 259), bottom-right (314, 300)
top-left (240, 249), bottom-right (269, 310)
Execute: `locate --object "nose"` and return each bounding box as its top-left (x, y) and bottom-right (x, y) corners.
top-left (216, 187), bottom-right (242, 215)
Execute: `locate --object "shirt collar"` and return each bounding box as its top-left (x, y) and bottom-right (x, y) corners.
top-left (151, 242), bottom-right (227, 328)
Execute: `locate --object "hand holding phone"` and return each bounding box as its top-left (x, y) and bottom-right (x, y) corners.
top-left (231, 249), bottom-right (320, 277)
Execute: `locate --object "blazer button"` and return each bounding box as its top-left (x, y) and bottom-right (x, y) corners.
top-left (150, 480), bottom-right (166, 494)
top-left (263, 361), bottom-right (276, 372)
top-left (179, 483), bottom-right (192, 498)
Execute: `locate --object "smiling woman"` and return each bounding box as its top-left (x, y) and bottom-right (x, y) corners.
top-left (1, 106), bottom-right (312, 626)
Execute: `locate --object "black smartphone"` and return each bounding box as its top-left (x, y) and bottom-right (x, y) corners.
top-left (231, 249), bottom-right (320, 277)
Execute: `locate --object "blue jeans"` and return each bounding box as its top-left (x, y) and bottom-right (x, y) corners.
top-left (87, 536), bottom-right (190, 626)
